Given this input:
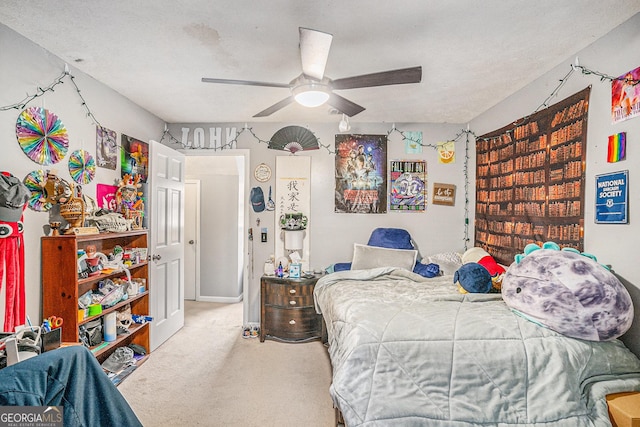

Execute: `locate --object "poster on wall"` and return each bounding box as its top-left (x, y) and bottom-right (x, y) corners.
top-left (96, 184), bottom-right (118, 211)
top-left (275, 156), bottom-right (311, 271)
top-left (612, 65), bottom-right (640, 124)
top-left (389, 160), bottom-right (426, 211)
top-left (121, 134), bottom-right (149, 183)
top-left (335, 134), bottom-right (387, 214)
top-left (404, 131), bottom-right (423, 154)
top-left (437, 141), bottom-right (456, 164)
top-left (432, 183), bottom-right (456, 206)
top-left (96, 126), bottom-right (118, 170)
top-left (595, 170), bottom-right (628, 224)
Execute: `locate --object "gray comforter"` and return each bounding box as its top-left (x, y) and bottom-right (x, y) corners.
top-left (314, 267), bottom-right (640, 426)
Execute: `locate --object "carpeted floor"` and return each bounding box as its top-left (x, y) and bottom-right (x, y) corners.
top-left (119, 301), bottom-right (335, 426)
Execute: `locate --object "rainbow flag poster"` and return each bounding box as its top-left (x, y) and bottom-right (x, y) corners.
top-left (607, 132), bottom-right (626, 163)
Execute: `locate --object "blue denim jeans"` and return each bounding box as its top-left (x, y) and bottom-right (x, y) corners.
top-left (0, 346), bottom-right (142, 427)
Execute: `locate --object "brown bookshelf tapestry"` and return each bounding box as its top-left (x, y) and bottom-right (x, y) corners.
top-left (475, 86), bottom-right (591, 265)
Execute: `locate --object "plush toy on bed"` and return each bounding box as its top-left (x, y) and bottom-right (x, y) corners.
top-left (461, 247), bottom-right (506, 291)
top-left (454, 263), bottom-right (492, 294)
top-left (502, 242), bottom-right (633, 341)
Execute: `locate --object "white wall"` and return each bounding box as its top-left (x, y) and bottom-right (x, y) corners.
top-left (185, 155), bottom-right (244, 301)
top-left (169, 121), bottom-right (468, 322)
top-left (0, 24), bottom-right (164, 325)
top-left (470, 13), bottom-right (640, 356)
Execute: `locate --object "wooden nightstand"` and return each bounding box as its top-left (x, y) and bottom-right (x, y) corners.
top-left (260, 275), bottom-right (324, 343)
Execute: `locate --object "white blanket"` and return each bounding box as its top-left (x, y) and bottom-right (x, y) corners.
top-left (314, 267), bottom-right (640, 426)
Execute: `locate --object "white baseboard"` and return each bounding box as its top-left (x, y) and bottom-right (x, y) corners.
top-left (196, 293), bottom-right (243, 304)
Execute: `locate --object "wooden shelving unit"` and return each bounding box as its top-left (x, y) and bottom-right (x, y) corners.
top-left (41, 230), bottom-right (150, 368)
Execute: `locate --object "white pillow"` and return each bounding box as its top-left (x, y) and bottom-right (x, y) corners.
top-left (425, 251), bottom-right (463, 275)
top-left (351, 243), bottom-right (418, 271)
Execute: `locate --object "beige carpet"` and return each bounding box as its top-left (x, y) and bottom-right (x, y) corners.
top-left (119, 301), bottom-right (335, 426)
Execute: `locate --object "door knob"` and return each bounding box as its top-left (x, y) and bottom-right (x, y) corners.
top-left (152, 254), bottom-right (162, 261)
top-left (188, 240), bottom-right (195, 244)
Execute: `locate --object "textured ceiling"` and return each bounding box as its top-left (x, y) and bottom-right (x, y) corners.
top-left (1, 1), bottom-right (639, 124)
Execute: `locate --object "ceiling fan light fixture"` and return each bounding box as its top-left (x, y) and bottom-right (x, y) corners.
top-left (292, 80), bottom-right (331, 107)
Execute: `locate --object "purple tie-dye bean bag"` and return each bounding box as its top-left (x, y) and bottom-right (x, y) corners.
top-left (501, 249), bottom-right (633, 341)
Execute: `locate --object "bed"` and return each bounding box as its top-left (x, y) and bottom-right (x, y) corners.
top-left (314, 266), bottom-right (640, 426)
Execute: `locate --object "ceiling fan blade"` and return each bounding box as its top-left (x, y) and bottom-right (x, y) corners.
top-left (328, 93), bottom-right (366, 117)
top-left (253, 96), bottom-right (295, 117)
top-left (201, 77), bottom-right (289, 88)
top-left (299, 27), bottom-right (333, 81)
top-left (331, 66), bottom-right (422, 90)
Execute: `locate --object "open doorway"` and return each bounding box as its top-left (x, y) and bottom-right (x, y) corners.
top-left (182, 150), bottom-right (250, 325)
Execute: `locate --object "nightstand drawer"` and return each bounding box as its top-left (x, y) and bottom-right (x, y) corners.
top-left (263, 306), bottom-right (322, 340)
top-left (263, 282), bottom-right (314, 307)
top-left (265, 293), bottom-right (314, 308)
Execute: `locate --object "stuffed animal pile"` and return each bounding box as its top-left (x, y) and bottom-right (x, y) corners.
top-left (454, 247), bottom-right (505, 294)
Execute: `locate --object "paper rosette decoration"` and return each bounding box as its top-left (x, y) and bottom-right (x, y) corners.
top-left (16, 106), bottom-right (69, 165)
top-left (23, 170), bottom-right (52, 212)
top-left (69, 149), bottom-right (96, 184)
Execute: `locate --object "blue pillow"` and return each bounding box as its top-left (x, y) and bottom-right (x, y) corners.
top-left (413, 262), bottom-right (440, 278)
top-left (333, 262), bottom-right (352, 272)
top-left (367, 228), bottom-right (414, 250)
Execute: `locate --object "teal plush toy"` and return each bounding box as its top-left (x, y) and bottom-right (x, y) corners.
top-left (514, 241), bottom-right (609, 270)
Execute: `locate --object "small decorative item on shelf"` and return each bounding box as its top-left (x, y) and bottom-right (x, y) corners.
top-left (115, 173), bottom-right (145, 230)
top-left (49, 221), bottom-right (61, 236)
top-left (59, 184), bottom-right (86, 233)
top-left (41, 170), bottom-right (72, 205)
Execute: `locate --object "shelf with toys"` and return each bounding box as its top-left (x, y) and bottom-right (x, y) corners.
top-left (41, 230), bottom-right (151, 368)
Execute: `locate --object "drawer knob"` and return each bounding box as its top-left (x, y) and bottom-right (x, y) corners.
top-left (289, 289), bottom-right (296, 294)
top-left (289, 300), bottom-right (297, 305)
top-left (289, 320), bottom-right (296, 325)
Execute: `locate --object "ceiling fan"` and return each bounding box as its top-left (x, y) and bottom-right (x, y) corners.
top-left (201, 27), bottom-right (422, 118)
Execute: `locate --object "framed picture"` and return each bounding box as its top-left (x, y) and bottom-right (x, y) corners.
top-left (595, 170), bottom-right (628, 224)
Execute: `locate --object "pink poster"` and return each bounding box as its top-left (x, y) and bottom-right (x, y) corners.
top-left (612, 65), bottom-right (640, 123)
top-left (97, 184), bottom-right (118, 211)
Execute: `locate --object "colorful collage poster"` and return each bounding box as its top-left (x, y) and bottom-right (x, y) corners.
top-left (612, 65), bottom-right (640, 123)
top-left (390, 160), bottom-right (426, 211)
top-left (121, 134), bottom-right (149, 183)
top-left (335, 134), bottom-right (387, 213)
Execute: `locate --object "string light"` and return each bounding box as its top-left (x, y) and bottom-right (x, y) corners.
top-left (3, 61), bottom-right (624, 246)
top-left (574, 63), bottom-right (639, 86)
top-left (158, 125), bottom-right (336, 154)
top-left (1, 66), bottom-right (102, 128)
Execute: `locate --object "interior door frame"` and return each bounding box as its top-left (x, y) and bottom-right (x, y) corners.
top-left (180, 149), bottom-right (251, 326)
top-left (184, 179), bottom-right (201, 301)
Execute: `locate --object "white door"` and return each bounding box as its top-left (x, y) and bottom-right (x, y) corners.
top-left (149, 140), bottom-right (185, 350)
top-left (184, 180), bottom-right (200, 300)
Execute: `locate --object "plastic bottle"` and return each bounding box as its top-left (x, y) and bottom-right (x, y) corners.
top-left (277, 262), bottom-right (283, 277)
